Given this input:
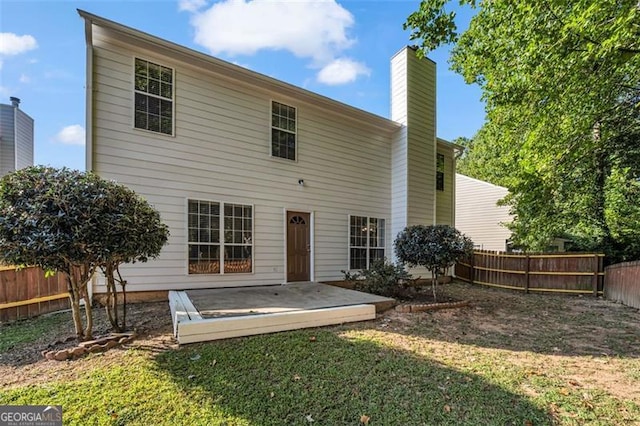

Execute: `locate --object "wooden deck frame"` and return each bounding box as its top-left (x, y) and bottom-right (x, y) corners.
top-left (169, 290), bottom-right (376, 344)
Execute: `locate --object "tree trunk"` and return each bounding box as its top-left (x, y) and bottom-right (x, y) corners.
top-left (66, 273), bottom-right (84, 340)
top-left (592, 125), bottom-right (613, 250)
top-left (431, 272), bottom-right (438, 302)
top-left (104, 263), bottom-right (121, 331)
top-left (118, 266), bottom-right (127, 330)
top-left (69, 264), bottom-right (95, 341)
top-left (83, 286), bottom-right (93, 341)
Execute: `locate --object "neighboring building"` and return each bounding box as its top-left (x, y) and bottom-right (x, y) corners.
top-left (455, 174), bottom-right (567, 252)
top-left (455, 174), bottom-right (512, 251)
top-left (0, 97), bottom-right (34, 176)
top-left (79, 10), bottom-right (459, 294)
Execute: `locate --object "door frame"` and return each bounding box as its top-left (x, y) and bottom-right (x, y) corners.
top-left (283, 208), bottom-right (314, 283)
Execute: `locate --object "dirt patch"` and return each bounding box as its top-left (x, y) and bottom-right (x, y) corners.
top-left (377, 281), bottom-right (640, 404)
top-left (2, 281), bottom-right (639, 403)
top-left (0, 301), bottom-right (175, 389)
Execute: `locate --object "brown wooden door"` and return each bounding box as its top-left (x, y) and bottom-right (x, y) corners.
top-left (287, 211), bottom-right (311, 282)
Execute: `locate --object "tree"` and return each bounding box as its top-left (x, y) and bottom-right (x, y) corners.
top-left (405, 1), bottom-right (640, 262)
top-left (0, 166), bottom-right (169, 339)
top-left (91, 181), bottom-right (170, 332)
top-left (394, 225), bottom-right (473, 300)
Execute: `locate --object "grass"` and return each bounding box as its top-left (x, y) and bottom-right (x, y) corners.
top-left (1, 282), bottom-right (639, 425)
top-left (0, 310), bottom-right (68, 352)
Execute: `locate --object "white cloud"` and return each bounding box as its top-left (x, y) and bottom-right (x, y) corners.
top-left (19, 74), bottom-right (30, 84)
top-left (317, 58), bottom-right (370, 85)
top-left (54, 125), bottom-right (85, 146)
top-left (190, 0), bottom-right (355, 64)
top-left (179, 0), bottom-right (207, 12)
top-left (0, 33), bottom-right (38, 56)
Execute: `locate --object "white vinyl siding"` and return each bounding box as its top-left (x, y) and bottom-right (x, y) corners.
top-left (0, 105), bottom-right (33, 175)
top-left (0, 105), bottom-right (15, 175)
top-left (390, 48), bottom-right (437, 233)
top-left (436, 145), bottom-right (454, 226)
top-left (89, 25), bottom-right (394, 291)
top-left (455, 174), bottom-right (512, 250)
top-left (390, 48), bottom-right (437, 276)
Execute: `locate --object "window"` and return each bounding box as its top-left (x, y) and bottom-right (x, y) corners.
top-left (271, 101), bottom-right (296, 160)
top-left (134, 58), bottom-right (173, 135)
top-left (349, 216), bottom-right (385, 269)
top-left (436, 153), bottom-right (445, 191)
top-left (188, 200), bottom-right (252, 274)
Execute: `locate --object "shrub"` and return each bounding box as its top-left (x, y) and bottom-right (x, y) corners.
top-left (343, 259), bottom-right (412, 298)
top-left (394, 225), bottom-right (473, 301)
top-left (0, 166), bottom-right (169, 339)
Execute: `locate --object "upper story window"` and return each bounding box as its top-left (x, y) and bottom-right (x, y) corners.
top-left (271, 101), bottom-right (296, 161)
top-left (134, 58), bottom-right (173, 135)
top-left (349, 216), bottom-right (385, 270)
top-left (436, 153), bottom-right (445, 191)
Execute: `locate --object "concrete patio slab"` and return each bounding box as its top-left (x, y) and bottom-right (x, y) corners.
top-left (186, 282), bottom-right (395, 318)
top-left (169, 282), bottom-right (395, 344)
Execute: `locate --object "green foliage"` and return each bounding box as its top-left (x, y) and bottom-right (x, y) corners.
top-left (394, 225), bottom-right (473, 300)
top-left (405, 1), bottom-right (640, 262)
top-left (343, 259), bottom-right (412, 298)
top-left (0, 166), bottom-right (169, 338)
top-left (394, 225), bottom-right (474, 274)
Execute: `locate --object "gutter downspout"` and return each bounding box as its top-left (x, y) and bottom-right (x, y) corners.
top-left (82, 12), bottom-right (96, 301)
top-left (83, 13), bottom-right (94, 173)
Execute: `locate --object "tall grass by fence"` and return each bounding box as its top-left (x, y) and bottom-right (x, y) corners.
top-left (455, 250), bottom-right (605, 295)
top-left (605, 261), bottom-right (640, 309)
top-left (0, 266), bottom-right (70, 322)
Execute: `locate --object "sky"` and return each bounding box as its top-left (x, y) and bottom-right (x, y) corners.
top-left (0, 0), bottom-right (485, 171)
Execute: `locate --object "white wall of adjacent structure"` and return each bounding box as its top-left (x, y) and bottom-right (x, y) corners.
top-left (89, 25), bottom-right (397, 292)
top-left (455, 174), bottom-right (512, 251)
top-left (14, 109), bottom-right (34, 170)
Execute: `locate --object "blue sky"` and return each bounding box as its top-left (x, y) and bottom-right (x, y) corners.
top-left (1, 0), bottom-right (484, 171)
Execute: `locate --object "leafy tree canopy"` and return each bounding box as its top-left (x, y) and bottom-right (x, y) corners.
top-left (0, 166), bottom-right (169, 338)
top-left (406, 1), bottom-right (640, 262)
top-left (394, 225), bottom-right (473, 300)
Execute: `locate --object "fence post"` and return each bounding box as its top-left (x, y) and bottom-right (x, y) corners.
top-left (470, 251), bottom-right (475, 284)
top-left (592, 254), bottom-right (599, 297)
top-left (525, 254), bottom-right (530, 294)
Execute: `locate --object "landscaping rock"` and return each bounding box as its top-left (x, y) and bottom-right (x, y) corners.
top-left (395, 300), bottom-right (470, 313)
top-left (53, 350), bottom-right (69, 361)
top-left (71, 347), bottom-right (87, 358)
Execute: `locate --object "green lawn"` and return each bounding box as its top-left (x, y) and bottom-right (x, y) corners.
top-left (1, 282), bottom-right (639, 425)
top-left (0, 311), bottom-right (68, 352)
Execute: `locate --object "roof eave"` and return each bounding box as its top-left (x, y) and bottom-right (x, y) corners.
top-left (77, 9), bottom-right (401, 133)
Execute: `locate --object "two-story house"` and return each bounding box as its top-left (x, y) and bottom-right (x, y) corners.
top-left (78, 10), bottom-right (458, 297)
top-left (0, 97), bottom-right (34, 176)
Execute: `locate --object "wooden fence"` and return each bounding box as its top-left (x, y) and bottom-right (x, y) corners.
top-left (604, 260), bottom-right (640, 309)
top-left (0, 266), bottom-right (70, 322)
top-left (455, 250), bottom-right (605, 295)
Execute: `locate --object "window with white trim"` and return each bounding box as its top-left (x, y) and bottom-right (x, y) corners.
top-left (134, 58), bottom-right (173, 135)
top-left (349, 216), bottom-right (385, 269)
top-left (436, 153), bottom-right (445, 191)
top-left (188, 200), bottom-right (252, 274)
top-left (271, 101), bottom-right (296, 160)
